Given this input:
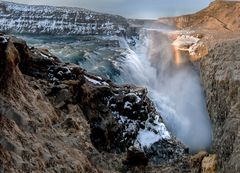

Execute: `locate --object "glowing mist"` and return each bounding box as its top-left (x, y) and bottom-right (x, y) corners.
top-left (120, 29), bottom-right (212, 152)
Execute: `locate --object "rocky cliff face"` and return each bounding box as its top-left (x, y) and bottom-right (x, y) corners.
top-left (199, 39), bottom-right (240, 173)
top-left (0, 2), bottom-right (130, 36)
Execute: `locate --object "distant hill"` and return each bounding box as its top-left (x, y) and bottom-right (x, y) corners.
top-left (158, 1), bottom-right (240, 32)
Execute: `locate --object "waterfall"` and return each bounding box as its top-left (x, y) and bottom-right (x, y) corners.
top-left (119, 29), bottom-right (212, 152)
top-left (20, 31), bottom-right (212, 152)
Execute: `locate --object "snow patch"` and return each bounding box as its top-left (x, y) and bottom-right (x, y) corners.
top-left (0, 36), bottom-right (8, 43)
top-left (84, 76), bottom-right (109, 86)
top-left (172, 35), bottom-right (203, 55)
top-left (39, 52), bottom-right (55, 61)
top-left (124, 101), bottom-right (132, 109)
top-left (172, 35), bottom-right (200, 49)
top-left (135, 115), bottom-right (171, 149)
top-left (84, 76), bottom-right (102, 85)
top-left (126, 93), bottom-right (141, 103)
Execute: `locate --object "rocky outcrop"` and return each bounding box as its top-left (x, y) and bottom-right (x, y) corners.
top-left (201, 154), bottom-right (217, 173)
top-left (0, 34), bottom-right (100, 172)
top-left (0, 2), bottom-right (130, 36)
top-left (199, 39), bottom-right (240, 173)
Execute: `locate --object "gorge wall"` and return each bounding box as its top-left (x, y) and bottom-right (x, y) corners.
top-left (158, 1), bottom-right (240, 172)
top-left (166, 2), bottom-right (240, 172)
top-left (198, 38), bottom-right (240, 173)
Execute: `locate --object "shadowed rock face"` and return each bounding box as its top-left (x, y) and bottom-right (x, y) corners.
top-left (0, 34), bottom-right (202, 172)
top-left (199, 39), bottom-right (240, 173)
top-left (157, 1), bottom-right (240, 171)
top-left (0, 2), bottom-right (130, 36)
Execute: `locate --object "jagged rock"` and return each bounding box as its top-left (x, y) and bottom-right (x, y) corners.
top-left (2, 108), bottom-right (27, 127)
top-left (123, 146), bottom-right (148, 166)
top-left (190, 151), bottom-right (209, 173)
top-left (201, 154), bottom-right (217, 173)
top-left (145, 139), bottom-right (188, 165)
top-left (0, 136), bottom-right (17, 152)
top-left (191, 151), bottom-right (208, 165)
top-left (0, 36), bottom-right (20, 88)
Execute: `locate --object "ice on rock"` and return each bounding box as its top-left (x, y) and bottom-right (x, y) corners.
top-left (102, 81), bottom-right (109, 86)
top-left (84, 76), bottom-right (109, 86)
top-left (85, 76), bottom-right (102, 85)
top-left (126, 93), bottom-right (141, 103)
top-left (0, 36), bottom-right (8, 44)
top-left (39, 52), bottom-right (55, 61)
top-left (135, 129), bottom-right (163, 148)
top-left (106, 85), bottom-right (172, 151)
top-left (134, 115), bottom-right (171, 149)
top-left (124, 101), bottom-right (133, 109)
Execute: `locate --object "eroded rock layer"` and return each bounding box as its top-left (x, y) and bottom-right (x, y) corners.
top-left (0, 2), bottom-right (130, 36)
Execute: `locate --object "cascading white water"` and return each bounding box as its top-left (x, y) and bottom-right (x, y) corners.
top-left (119, 29), bottom-right (212, 152)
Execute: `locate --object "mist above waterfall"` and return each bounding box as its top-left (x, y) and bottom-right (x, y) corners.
top-left (120, 29), bottom-right (212, 152)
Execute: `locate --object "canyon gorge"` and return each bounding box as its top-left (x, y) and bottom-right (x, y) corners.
top-left (0, 1), bottom-right (239, 173)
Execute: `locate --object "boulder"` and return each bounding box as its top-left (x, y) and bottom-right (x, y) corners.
top-left (123, 146), bottom-right (148, 166)
top-left (201, 154), bottom-right (217, 173)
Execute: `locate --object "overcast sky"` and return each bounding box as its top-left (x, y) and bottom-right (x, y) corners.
top-left (6, 0), bottom-right (211, 19)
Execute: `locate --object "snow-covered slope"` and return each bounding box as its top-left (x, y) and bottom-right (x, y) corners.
top-left (0, 2), bottom-right (129, 35)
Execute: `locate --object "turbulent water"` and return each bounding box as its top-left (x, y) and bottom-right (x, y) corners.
top-left (19, 28), bottom-right (212, 152)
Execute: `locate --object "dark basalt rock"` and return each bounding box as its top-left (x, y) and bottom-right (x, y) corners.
top-left (123, 146), bottom-right (148, 166)
top-left (145, 139), bottom-right (188, 165)
top-left (109, 89), bottom-right (149, 121)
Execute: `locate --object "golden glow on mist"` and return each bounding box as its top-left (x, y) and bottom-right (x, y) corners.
top-left (173, 46), bottom-right (181, 65)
